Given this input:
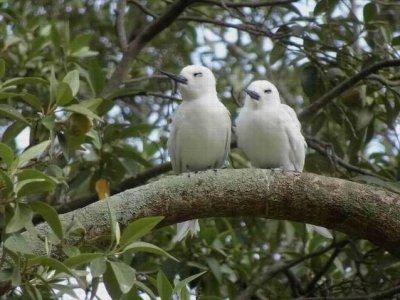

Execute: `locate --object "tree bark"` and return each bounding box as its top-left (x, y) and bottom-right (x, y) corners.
top-left (25, 169), bottom-right (400, 258)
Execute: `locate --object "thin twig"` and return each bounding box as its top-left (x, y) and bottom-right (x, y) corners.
top-left (284, 269), bottom-right (303, 297)
top-left (197, 0), bottom-right (299, 8)
top-left (124, 75), bottom-right (167, 83)
top-left (304, 243), bottom-right (347, 296)
top-left (236, 240), bottom-right (350, 300)
top-left (116, 0), bottom-right (128, 50)
top-left (128, 0), bottom-right (158, 18)
top-left (305, 137), bottom-right (393, 181)
top-left (54, 162), bottom-right (172, 214)
top-left (102, 0), bottom-right (195, 97)
top-left (295, 283), bottom-right (400, 300)
top-left (178, 16), bottom-right (274, 37)
top-left (299, 59), bottom-right (400, 120)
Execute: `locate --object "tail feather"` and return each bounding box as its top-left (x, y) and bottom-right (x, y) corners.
top-left (173, 220), bottom-right (200, 242)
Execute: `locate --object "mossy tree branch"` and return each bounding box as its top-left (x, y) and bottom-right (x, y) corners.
top-left (24, 169), bottom-right (400, 258)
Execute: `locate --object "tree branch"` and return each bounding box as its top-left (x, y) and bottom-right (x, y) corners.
top-left (116, 0), bottom-right (128, 50)
top-left (304, 242), bottom-right (348, 296)
top-left (21, 170), bottom-right (400, 260)
top-left (55, 162), bottom-right (172, 214)
top-left (236, 240), bottom-right (350, 300)
top-left (178, 16), bottom-right (274, 37)
top-left (197, 0), bottom-right (299, 7)
top-left (294, 283), bottom-right (400, 300)
top-left (102, 0), bottom-right (195, 97)
top-left (305, 137), bottom-right (392, 181)
top-left (128, 0), bottom-right (158, 18)
top-left (299, 59), bottom-right (400, 120)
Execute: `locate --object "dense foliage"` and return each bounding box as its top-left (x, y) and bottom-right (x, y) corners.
top-left (0, 0), bottom-right (400, 298)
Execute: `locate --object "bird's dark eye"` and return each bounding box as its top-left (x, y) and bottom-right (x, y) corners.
top-left (264, 89), bottom-right (272, 94)
top-left (193, 72), bottom-right (203, 77)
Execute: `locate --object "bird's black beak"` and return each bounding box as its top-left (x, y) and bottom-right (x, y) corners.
top-left (160, 70), bottom-right (188, 85)
top-left (244, 89), bottom-right (260, 101)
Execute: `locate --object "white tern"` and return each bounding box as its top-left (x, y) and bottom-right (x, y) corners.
top-left (162, 65), bottom-right (232, 241)
top-left (236, 80), bottom-right (306, 171)
top-left (236, 80), bottom-right (333, 239)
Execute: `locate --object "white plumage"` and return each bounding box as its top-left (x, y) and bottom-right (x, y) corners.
top-left (236, 80), bottom-right (306, 171)
top-left (163, 65), bottom-right (231, 241)
top-left (236, 80), bottom-right (332, 239)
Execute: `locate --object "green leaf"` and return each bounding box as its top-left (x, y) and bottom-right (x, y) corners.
top-left (27, 256), bottom-right (75, 277)
top-left (63, 70), bottom-right (80, 96)
top-left (173, 271), bottom-right (207, 294)
top-left (123, 241), bottom-right (178, 262)
top-left (314, 0), bottom-right (338, 16)
top-left (49, 66), bottom-right (58, 105)
top-left (0, 142), bottom-right (14, 168)
top-left (113, 145), bottom-right (152, 168)
top-left (16, 140), bottom-right (50, 168)
top-left (120, 286), bottom-right (142, 300)
top-left (63, 245), bottom-right (80, 258)
top-left (109, 261), bottom-right (136, 294)
top-left (0, 104), bottom-right (29, 125)
top-left (90, 277), bottom-right (101, 300)
top-left (64, 253), bottom-right (103, 268)
top-left (120, 216), bottom-right (164, 248)
top-left (1, 121), bottom-right (27, 144)
top-left (157, 270), bottom-right (173, 300)
top-left (104, 262), bottom-right (123, 299)
top-left (363, 2), bottom-right (378, 23)
top-left (42, 115), bottom-right (55, 130)
top-left (78, 98), bottom-right (103, 111)
top-left (20, 93), bottom-right (43, 111)
top-left (392, 35), bottom-right (400, 46)
top-left (0, 169), bottom-right (13, 197)
top-left (4, 233), bottom-right (33, 254)
top-left (1, 77), bottom-right (48, 88)
top-left (63, 104), bottom-right (101, 121)
top-left (15, 178), bottom-right (55, 197)
top-left (135, 281), bottom-right (156, 299)
top-left (70, 34), bottom-right (92, 54)
top-left (71, 47), bottom-right (98, 58)
top-left (17, 169), bottom-right (55, 183)
top-left (269, 43), bottom-right (285, 66)
top-left (16, 169), bottom-right (58, 197)
top-left (300, 64), bottom-right (325, 100)
top-left (50, 24), bottom-right (61, 48)
top-left (0, 270), bottom-right (13, 282)
top-left (6, 203), bottom-right (33, 233)
top-left (115, 222), bottom-right (121, 246)
top-left (90, 256), bottom-right (107, 277)
top-left (306, 224), bottom-right (333, 239)
top-left (205, 257), bottom-right (222, 283)
top-left (11, 263), bottom-right (21, 287)
top-left (356, 108), bottom-right (374, 130)
top-left (0, 58), bottom-right (5, 78)
top-left (87, 59), bottom-right (105, 96)
top-left (29, 201), bottom-right (63, 240)
top-left (56, 82), bottom-right (74, 106)
top-left (0, 92), bottom-right (19, 100)
top-left (106, 200), bottom-right (119, 246)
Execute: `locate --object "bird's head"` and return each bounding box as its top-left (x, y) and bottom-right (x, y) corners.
top-left (244, 80), bottom-right (280, 107)
top-left (161, 65), bottom-right (216, 99)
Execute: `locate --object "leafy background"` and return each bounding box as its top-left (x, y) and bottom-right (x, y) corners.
top-left (0, 0), bottom-right (400, 299)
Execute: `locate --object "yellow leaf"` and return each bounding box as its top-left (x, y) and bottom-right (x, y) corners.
top-left (95, 178), bottom-right (110, 200)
